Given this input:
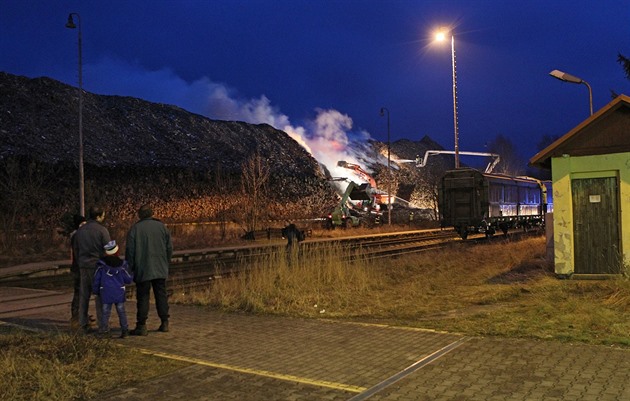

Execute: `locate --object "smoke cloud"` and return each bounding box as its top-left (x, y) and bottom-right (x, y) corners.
top-left (202, 80), bottom-right (373, 181)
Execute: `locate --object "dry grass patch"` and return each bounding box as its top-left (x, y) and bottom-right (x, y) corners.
top-left (174, 236), bottom-right (630, 346)
top-left (173, 243), bottom-right (383, 317)
top-left (0, 327), bottom-right (188, 401)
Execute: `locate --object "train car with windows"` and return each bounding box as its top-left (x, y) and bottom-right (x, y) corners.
top-left (438, 168), bottom-right (549, 239)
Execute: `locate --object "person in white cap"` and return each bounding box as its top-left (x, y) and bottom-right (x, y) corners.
top-left (92, 240), bottom-right (133, 338)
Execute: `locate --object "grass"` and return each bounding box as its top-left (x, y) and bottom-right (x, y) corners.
top-left (3, 233), bottom-right (629, 399)
top-left (172, 242), bottom-right (384, 316)
top-left (171, 235), bottom-right (630, 347)
top-left (0, 326), bottom-right (188, 401)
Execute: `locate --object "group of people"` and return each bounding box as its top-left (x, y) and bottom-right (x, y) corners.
top-left (69, 204), bottom-right (173, 338)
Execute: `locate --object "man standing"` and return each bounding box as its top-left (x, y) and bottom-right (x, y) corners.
top-left (73, 206), bottom-right (110, 333)
top-left (126, 204), bottom-right (173, 336)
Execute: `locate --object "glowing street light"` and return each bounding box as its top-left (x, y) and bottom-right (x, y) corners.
top-left (549, 69), bottom-right (593, 116)
top-left (65, 12), bottom-right (85, 217)
top-left (435, 27), bottom-right (460, 169)
top-left (379, 107), bottom-right (392, 226)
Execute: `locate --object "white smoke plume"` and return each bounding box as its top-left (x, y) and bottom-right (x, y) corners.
top-left (202, 79), bottom-right (377, 186)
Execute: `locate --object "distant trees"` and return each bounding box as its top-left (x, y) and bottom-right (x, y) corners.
top-left (213, 163), bottom-right (233, 240)
top-left (0, 157), bottom-right (57, 254)
top-left (413, 156), bottom-right (449, 220)
top-left (618, 53), bottom-right (630, 80)
top-left (611, 53), bottom-right (630, 98)
top-left (240, 152), bottom-right (270, 232)
top-left (486, 134), bottom-right (526, 176)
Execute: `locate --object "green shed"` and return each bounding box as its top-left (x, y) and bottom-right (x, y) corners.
top-left (530, 94), bottom-right (630, 277)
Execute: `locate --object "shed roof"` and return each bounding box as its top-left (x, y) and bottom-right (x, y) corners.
top-left (529, 94), bottom-right (630, 169)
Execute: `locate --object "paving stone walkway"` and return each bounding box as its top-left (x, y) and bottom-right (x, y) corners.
top-left (1, 286), bottom-right (629, 400)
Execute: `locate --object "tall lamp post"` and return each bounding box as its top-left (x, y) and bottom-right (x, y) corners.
top-left (549, 69), bottom-right (593, 116)
top-left (65, 13), bottom-right (85, 217)
top-left (379, 107), bottom-right (392, 226)
top-left (435, 28), bottom-right (460, 168)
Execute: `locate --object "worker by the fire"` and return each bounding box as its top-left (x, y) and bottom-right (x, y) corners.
top-left (282, 223), bottom-right (305, 265)
top-left (282, 223), bottom-right (305, 249)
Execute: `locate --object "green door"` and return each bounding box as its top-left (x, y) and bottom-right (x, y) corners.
top-left (571, 177), bottom-right (621, 274)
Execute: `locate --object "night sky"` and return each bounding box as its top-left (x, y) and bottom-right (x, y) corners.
top-left (2, 0), bottom-right (629, 171)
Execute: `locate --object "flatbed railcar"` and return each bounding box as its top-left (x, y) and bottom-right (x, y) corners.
top-left (438, 168), bottom-right (549, 239)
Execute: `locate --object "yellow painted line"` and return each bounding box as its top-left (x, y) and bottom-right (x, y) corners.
top-left (329, 319), bottom-right (459, 335)
top-left (136, 347), bottom-right (366, 393)
top-left (0, 320), bottom-right (44, 332)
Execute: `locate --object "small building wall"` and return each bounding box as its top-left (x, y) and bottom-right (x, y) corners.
top-left (551, 152), bottom-right (630, 275)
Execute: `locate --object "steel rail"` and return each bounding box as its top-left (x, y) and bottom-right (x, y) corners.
top-left (0, 228), bottom-right (538, 291)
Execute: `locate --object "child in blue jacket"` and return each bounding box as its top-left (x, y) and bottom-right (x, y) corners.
top-left (93, 240), bottom-right (133, 338)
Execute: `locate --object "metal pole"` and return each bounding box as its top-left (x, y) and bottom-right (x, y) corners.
top-left (380, 107), bottom-right (392, 226)
top-left (451, 34), bottom-right (460, 169)
top-left (583, 80), bottom-right (593, 116)
top-left (386, 110), bottom-right (391, 226)
top-left (67, 13), bottom-right (85, 216)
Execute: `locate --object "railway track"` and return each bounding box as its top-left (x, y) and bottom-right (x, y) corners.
top-left (0, 228), bottom-right (535, 292)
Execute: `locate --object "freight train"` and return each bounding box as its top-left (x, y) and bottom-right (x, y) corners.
top-left (438, 168), bottom-right (551, 239)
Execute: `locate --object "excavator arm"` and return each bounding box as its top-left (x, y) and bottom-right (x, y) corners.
top-left (337, 161), bottom-right (377, 188)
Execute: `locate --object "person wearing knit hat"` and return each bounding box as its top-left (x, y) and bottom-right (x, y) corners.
top-left (104, 240), bottom-right (119, 255)
top-left (93, 239), bottom-right (133, 338)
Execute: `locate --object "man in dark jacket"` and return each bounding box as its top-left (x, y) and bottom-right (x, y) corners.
top-left (126, 204), bottom-right (173, 336)
top-left (282, 223), bottom-right (305, 249)
top-left (282, 223), bottom-right (304, 266)
top-left (73, 206), bottom-right (111, 333)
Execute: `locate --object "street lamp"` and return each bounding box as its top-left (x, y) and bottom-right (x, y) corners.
top-left (435, 28), bottom-right (460, 168)
top-left (549, 69), bottom-right (593, 116)
top-left (379, 107), bottom-right (392, 226)
top-left (65, 13), bottom-right (85, 217)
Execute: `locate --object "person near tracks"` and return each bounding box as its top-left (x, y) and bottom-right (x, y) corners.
top-left (282, 223), bottom-right (304, 250)
top-left (282, 222), bottom-right (305, 266)
top-left (69, 214), bottom-right (86, 330)
top-left (126, 204), bottom-right (173, 336)
top-left (92, 240), bottom-right (133, 338)
top-left (73, 206), bottom-right (111, 334)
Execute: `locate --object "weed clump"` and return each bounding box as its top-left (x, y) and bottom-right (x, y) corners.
top-left (173, 236), bottom-right (630, 347)
top-left (0, 329), bottom-right (187, 401)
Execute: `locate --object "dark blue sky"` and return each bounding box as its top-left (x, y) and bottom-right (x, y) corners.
top-left (2, 0), bottom-right (629, 169)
